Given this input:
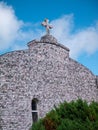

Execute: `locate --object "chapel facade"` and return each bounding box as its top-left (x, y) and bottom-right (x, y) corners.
top-left (0, 21), bottom-right (98, 130)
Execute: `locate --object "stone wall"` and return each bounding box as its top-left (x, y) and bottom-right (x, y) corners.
top-left (0, 35), bottom-right (98, 130)
top-left (0, 50), bottom-right (32, 130)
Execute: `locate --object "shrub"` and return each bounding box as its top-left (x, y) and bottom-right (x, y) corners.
top-left (31, 99), bottom-right (98, 130)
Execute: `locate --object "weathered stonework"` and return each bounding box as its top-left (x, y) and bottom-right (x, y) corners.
top-left (0, 35), bottom-right (98, 130)
top-left (40, 34), bottom-right (57, 43)
top-left (96, 76), bottom-right (98, 88)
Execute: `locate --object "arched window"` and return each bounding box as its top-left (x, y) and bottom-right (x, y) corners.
top-left (31, 99), bottom-right (38, 123)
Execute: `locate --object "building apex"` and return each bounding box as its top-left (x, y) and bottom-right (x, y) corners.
top-left (41, 19), bottom-right (58, 44)
top-left (40, 34), bottom-right (57, 44)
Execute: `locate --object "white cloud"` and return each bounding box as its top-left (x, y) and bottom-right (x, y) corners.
top-left (51, 15), bottom-right (98, 59)
top-left (69, 27), bottom-right (98, 58)
top-left (0, 2), bottom-right (22, 50)
top-left (0, 2), bottom-right (42, 53)
top-left (0, 2), bottom-right (98, 59)
top-left (51, 15), bottom-right (74, 40)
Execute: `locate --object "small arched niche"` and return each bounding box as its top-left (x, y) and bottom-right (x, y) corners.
top-left (31, 98), bottom-right (38, 123)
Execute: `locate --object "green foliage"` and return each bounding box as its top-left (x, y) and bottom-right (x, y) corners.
top-left (30, 119), bottom-right (45, 130)
top-left (31, 99), bottom-right (98, 130)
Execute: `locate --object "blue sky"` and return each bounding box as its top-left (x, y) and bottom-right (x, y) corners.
top-left (0, 0), bottom-right (98, 75)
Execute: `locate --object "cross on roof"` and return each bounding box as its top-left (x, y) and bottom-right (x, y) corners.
top-left (41, 18), bottom-right (53, 35)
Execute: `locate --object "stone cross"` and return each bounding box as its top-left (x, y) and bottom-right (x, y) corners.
top-left (41, 18), bottom-right (53, 35)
